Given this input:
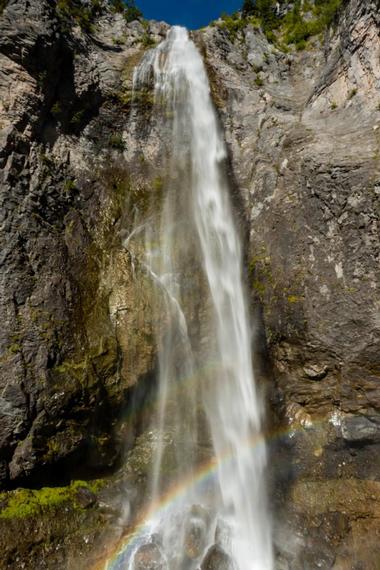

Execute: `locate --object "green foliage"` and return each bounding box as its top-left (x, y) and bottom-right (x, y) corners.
top-left (0, 480), bottom-right (104, 519)
top-left (56, 0), bottom-right (103, 32)
top-left (63, 179), bottom-right (77, 193)
top-left (123, 0), bottom-right (142, 23)
top-left (110, 0), bottom-right (126, 12)
top-left (254, 76), bottom-right (264, 87)
top-left (242, 0), bottom-right (255, 17)
top-left (140, 23), bottom-right (155, 47)
top-left (282, 0), bottom-right (344, 47)
top-left (218, 12), bottom-right (246, 40)
top-left (252, 0), bottom-right (278, 31)
top-left (109, 132), bottom-right (126, 151)
top-left (235, 0), bottom-right (344, 48)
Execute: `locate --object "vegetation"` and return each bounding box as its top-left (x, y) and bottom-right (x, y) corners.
top-left (109, 132), bottom-right (126, 151)
top-left (56, 0), bottom-right (142, 32)
top-left (122, 0), bottom-right (142, 23)
top-left (56, 0), bottom-right (101, 32)
top-left (0, 480), bottom-right (104, 519)
top-left (220, 0), bottom-right (344, 49)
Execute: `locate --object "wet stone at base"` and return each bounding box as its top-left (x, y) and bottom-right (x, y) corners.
top-left (133, 542), bottom-right (168, 570)
top-left (200, 544), bottom-right (234, 570)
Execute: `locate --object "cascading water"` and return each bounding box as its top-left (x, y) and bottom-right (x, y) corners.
top-left (110, 26), bottom-right (273, 570)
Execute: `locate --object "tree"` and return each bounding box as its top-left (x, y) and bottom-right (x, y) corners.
top-left (242, 0), bottom-right (255, 17)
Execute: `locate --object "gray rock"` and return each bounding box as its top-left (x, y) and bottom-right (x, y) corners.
top-left (200, 544), bottom-right (234, 570)
top-left (341, 415), bottom-right (380, 444)
top-left (133, 542), bottom-right (167, 570)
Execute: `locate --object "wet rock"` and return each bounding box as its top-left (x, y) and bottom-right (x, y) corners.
top-left (341, 415), bottom-right (380, 445)
top-left (214, 519), bottom-right (231, 550)
top-left (200, 544), bottom-right (234, 570)
top-left (184, 515), bottom-right (208, 559)
top-left (74, 487), bottom-right (97, 509)
top-left (133, 542), bottom-right (167, 570)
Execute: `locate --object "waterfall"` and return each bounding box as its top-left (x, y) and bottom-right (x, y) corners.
top-left (118, 26), bottom-right (273, 570)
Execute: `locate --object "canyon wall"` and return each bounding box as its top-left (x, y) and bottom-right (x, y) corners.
top-left (0, 0), bottom-right (379, 567)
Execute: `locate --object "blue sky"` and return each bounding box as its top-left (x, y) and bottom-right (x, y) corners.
top-left (135, 0), bottom-right (243, 30)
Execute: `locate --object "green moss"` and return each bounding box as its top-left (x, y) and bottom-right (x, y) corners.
top-left (109, 133), bottom-right (126, 151)
top-left (287, 295), bottom-right (303, 303)
top-left (54, 358), bottom-right (87, 377)
top-left (63, 179), bottom-right (77, 193)
top-left (254, 76), bottom-right (264, 87)
top-left (8, 343), bottom-right (22, 354)
top-left (331, 101), bottom-right (338, 110)
top-left (0, 480), bottom-right (105, 519)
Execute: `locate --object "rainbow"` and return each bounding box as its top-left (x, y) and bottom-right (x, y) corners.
top-left (92, 414), bottom-right (324, 570)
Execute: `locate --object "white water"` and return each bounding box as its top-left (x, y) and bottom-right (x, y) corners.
top-left (128, 26), bottom-right (273, 570)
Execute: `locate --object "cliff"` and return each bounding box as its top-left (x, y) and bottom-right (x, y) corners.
top-left (0, 0), bottom-right (379, 568)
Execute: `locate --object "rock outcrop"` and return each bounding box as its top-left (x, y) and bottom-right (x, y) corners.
top-left (0, 0), bottom-right (167, 489)
top-left (197, 1), bottom-right (380, 567)
top-left (0, 0), bottom-right (379, 568)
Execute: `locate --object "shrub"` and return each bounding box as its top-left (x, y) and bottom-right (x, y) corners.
top-left (242, 0), bottom-right (255, 17)
top-left (218, 12), bottom-right (246, 41)
top-left (237, 0), bottom-right (344, 49)
top-left (56, 0), bottom-right (104, 32)
top-left (124, 0), bottom-right (142, 23)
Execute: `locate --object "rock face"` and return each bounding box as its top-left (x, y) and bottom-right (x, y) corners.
top-left (197, 0), bottom-right (380, 567)
top-left (0, 0), bottom-right (167, 489)
top-left (0, 0), bottom-right (379, 568)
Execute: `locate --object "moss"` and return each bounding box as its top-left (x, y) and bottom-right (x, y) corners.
top-left (53, 358), bottom-right (88, 384)
top-left (331, 101), bottom-right (338, 110)
top-left (254, 76), bottom-right (264, 87)
top-left (287, 295), bottom-right (303, 303)
top-left (252, 279), bottom-right (266, 296)
top-left (63, 179), bottom-right (77, 193)
top-left (109, 133), bottom-right (126, 151)
top-left (8, 343), bottom-right (22, 354)
top-left (0, 480), bottom-right (105, 519)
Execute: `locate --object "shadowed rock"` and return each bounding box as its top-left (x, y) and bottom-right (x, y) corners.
top-left (200, 544), bottom-right (234, 570)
